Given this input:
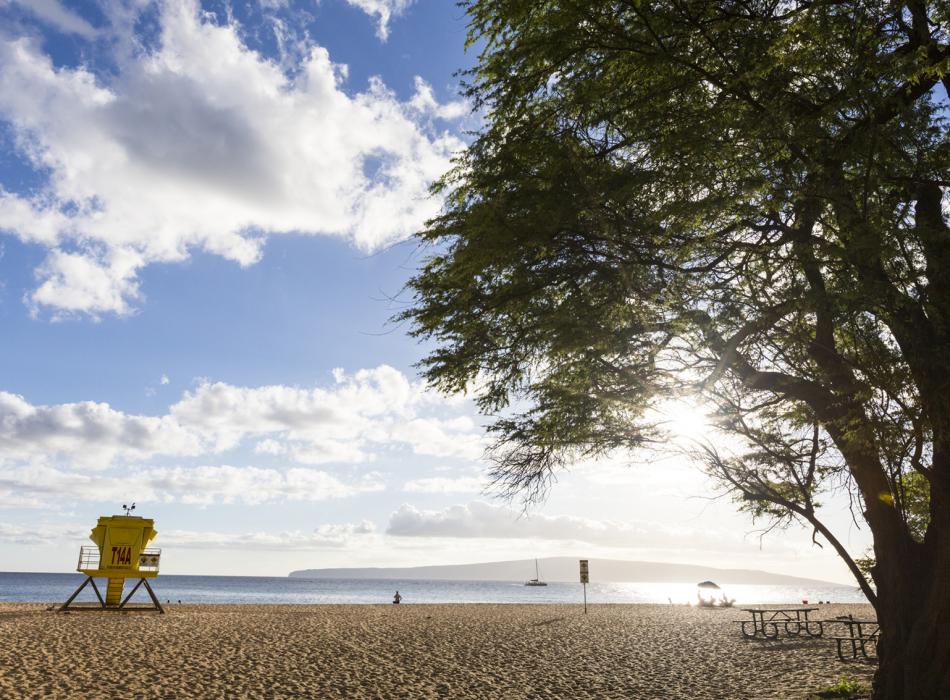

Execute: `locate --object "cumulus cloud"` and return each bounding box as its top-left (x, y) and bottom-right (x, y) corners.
top-left (386, 416), bottom-right (485, 462)
top-left (0, 464), bottom-right (384, 506)
top-left (408, 77), bottom-right (468, 120)
top-left (344, 0), bottom-right (414, 41)
top-left (0, 390), bottom-right (202, 468)
top-left (168, 365), bottom-right (485, 463)
top-left (0, 365), bottom-right (486, 469)
top-left (0, 0), bottom-right (463, 317)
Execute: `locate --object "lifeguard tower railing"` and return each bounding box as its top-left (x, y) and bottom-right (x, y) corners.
top-left (76, 545), bottom-right (162, 573)
top-left (77, 545), bottom-right (99, 571)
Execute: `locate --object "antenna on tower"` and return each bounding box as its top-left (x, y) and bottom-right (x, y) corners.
top-left (122, 503), bottom-right (136, 516)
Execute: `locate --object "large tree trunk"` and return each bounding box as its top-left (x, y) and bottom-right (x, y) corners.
top-left (872, 473), bottom-right (950, 699)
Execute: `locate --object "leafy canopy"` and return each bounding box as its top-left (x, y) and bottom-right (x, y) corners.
top-left (403, 0), bottom-right (950, 597)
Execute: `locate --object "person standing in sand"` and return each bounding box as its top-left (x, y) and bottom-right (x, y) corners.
top-left (393, 591), bottom-right (402, 604)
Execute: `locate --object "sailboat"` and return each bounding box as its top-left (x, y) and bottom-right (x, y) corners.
top-left (524, 558), bottom-right (548, 586)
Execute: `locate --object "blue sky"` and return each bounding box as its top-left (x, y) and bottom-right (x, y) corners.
top-left (0, 0), bottom-right (869, 582)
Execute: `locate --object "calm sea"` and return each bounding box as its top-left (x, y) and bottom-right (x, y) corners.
top-left (0, 572), bottom-right (868, 606)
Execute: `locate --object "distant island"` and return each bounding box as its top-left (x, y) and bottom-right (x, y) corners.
top-left (288, 557), bottom-right (847, 587)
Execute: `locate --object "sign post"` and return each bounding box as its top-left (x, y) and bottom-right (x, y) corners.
top-left (579, 559), bottom-right (589, 614)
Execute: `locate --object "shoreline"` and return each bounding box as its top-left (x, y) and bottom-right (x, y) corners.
top-left (0, 571), bottom-right (870, 606)
top-left (0, 600), bottom-right (862, 606)
top-left (0, 602), bottom-right (876, 698)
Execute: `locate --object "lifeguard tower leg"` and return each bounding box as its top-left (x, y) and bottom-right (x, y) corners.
top-left (142, 579), bottom-right (165, 613)
top-left (59, 576), bottom-right (92, 611)
top-left (118, 578), bottom-right (165, 613)
top-left (88, 578), bottom-right (105, 607)
top-left (59, 576), bottom-right (106, 611)
top-left (119, 578), bottom-right (145, 608)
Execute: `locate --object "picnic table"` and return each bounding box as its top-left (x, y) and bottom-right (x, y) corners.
top-left (738, 607), bottom-right (823, 639)
top-left (826, 615), bottom-right (879, 660)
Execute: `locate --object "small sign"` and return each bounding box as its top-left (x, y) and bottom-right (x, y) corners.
top-left (579, 559), bottom-right (589, 584)
top-left (139, 553), bottom-right (160, 568)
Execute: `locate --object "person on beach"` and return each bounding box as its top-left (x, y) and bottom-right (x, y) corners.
top-left (393, 591), bottom-right (402, 604)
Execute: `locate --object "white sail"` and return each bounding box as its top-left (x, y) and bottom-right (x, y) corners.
top-left (525, 558), bottom-right (547, 586)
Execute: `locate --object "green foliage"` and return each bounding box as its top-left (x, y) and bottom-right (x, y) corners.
top-left (821, 675), bottom-right (867, 697)
top-left (403, 0), bottom-right (950, 598)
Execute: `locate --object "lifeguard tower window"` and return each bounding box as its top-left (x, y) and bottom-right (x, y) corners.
top-left (60, 512), bottom-right (164, 613)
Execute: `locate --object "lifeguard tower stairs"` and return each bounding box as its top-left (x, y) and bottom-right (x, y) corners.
top-left (60, 514), bottom-right (164, 613)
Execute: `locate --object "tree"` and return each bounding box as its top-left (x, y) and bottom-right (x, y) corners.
top-left (402, 2), bottom-right (950, 697)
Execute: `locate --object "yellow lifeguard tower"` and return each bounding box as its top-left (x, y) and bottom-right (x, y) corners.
top-left (60, 505), bottom-right (164, 613)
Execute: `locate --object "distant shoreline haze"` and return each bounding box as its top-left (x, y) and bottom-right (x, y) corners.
top-left (288, 557), bottom-right (845, 587)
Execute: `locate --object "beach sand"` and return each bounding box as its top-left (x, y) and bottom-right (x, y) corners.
top-left (0, 602), bottom-right (875, 699)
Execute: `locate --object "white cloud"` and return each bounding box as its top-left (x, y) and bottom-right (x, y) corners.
top-left (0, 521), bottom-right (90, 545)
top-left (408, 76), bottom-right (468, 120)
top-left (288, 441), bottom-right (371, 465)
top-left (0, 390), bottom-right (202, 468)
top-left (28, 247), bottom-right (144, 317)
top-left (254, 438), bottom-right (286, 455)
top-left (0, 0), bottom-right (463, 317)
top-left (0, 519), bottom-right (376, 549)
top-left (6, 0), bottom-right (98, 38)
top-left (166, 365), bottom-right (486, 462)
top-left (0, 490), bottom-right (44, 508)
top-left (160, 374), bottom-right (170, 386)
top-left (344, 0), bottom-right (414, 41)
top-left (0, 365), bottom-right (486, 469)
top-left (388, 416), bottom-right (485, 461)
top-left (385, 500), bottom-right (768, 553)
top-left (163, 520), bottom-right (377, 549)
top-left (387, 501), bottom-right (620, 541)
top-left (403, 476), bottom-right (484, 494)
top-left (144, 465), bottom-right (385, 505)
top-left (0, 464), bottom-right (384, 506)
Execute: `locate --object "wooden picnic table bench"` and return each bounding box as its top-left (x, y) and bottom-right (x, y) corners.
top-left (737, 607), bottom-right (823, 639)
top-left (825, 615), bottom-right (879, 661)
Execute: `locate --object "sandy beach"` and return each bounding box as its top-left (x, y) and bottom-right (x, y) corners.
top-left (0, 602), bottom-right (875, 699)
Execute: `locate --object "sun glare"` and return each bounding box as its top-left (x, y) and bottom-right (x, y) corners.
top-left (659, 400), bottom-right (716, 445)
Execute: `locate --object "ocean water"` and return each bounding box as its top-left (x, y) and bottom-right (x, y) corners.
top-left (0, 572), bottom-right (869, 606)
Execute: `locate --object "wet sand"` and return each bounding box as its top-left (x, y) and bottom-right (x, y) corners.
top-left (0, 602), bottom-right (875, 699)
